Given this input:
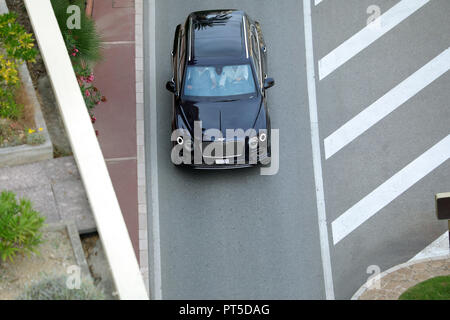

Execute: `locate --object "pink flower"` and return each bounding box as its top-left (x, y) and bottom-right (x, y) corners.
top-left (85, 90), bottom-right (91, 97)
top-left (87, 74), bottom-right (95, 82)
top-left (72, 53), bottom-right (76, 56)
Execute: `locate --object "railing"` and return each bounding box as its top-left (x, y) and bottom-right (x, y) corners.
top-left (23, 0), bottom-right (148, 300)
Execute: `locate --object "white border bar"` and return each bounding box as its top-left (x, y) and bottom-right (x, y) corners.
top-left (318, 0), bottom-right (430, 80)
top-left (324, 48), bottom-right (450, 159)
top-left (332, 134), bottom-right (450, 245)
top-left (303, 0), bottom-right (335, 300)
top-left (24, 0), bottom-right (148, 300)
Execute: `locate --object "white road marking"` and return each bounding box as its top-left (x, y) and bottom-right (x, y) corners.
top-left (315, 0), bottom-right (323, 6)
top-left (146, 0), bottom-right (163, 300)
top-left (318, 0), bottom-right (430, 80)
top-left (409, 232), bottom-right (449, 262)
top-left (324, 48), bottom-right (450, 159)
top-left (303, 0), bottom-right (335, 300)
top-left (332, 134), bottom-right (450, 245)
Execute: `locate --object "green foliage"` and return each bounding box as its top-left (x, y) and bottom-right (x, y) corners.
top-left (399, 275), bottom-right (450, 300)
top-left (0, 86), bottom-right (22, 119)
top-left (0, 191), bottom-right (46, 263)
top-left (18, 275), bottom-right (105, 300)
top-left (51, 0), bottom-right (106, 123)
top-left (0, 13), bottom-right (37, 63)
top-left (26, 130), bottom-right (46, 145)
top-left (0, 12), bottom-right (36, 120)
top-left (51, 0), bottom-right (102, 65)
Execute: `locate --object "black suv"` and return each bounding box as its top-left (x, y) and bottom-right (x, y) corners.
top-left (166, 10), bottom-right (275, 169)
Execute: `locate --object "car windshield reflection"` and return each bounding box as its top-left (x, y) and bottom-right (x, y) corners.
top-left (183, 64), bottom-right (256, 97)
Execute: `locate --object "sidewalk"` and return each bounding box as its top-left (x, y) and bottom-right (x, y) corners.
top-left (90, 0), bottom-right (148, 289)
top-left (89, 1), bottom-right (137, 252)
top-left (353, 255), bottom-right (450, 300)
top-left (0, 157), bottom-right (95, 233)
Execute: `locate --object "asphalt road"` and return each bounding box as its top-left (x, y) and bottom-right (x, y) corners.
top-left (313, 0), bottom-right (450, 298)
top-left (144, 0), bottom-right (450, 300)
top-left (144, 0), bottom-right (326, 299)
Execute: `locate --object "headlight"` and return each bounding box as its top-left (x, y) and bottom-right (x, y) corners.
top-left (259, 133), bottom-right (267, 142)
top-left (249, 136), bottom-right (259, 149)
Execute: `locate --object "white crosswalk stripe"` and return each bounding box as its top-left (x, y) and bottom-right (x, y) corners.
top-left (324, 47), bottom-right (450, 159)
top-left (331, 134), bottom-right (450, 245)
top-left (318, 0), bottom-right (430, 80)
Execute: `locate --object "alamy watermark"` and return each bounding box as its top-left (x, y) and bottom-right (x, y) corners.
top-left (66, 265), bottom-right (82, 289)
top-left (367, 5), bottom-right (382, 29)
top-left (366, 265), bottom-right (382, 289)
top-left (66, 5), bottom-right (81, 30)
top-left (170, 121), bottom-right (279, 175)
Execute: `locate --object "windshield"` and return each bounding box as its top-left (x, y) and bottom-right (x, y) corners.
top-left (183, 64), bottom-right (256, 97)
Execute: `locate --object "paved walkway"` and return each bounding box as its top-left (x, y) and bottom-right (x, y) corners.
top-left (0, 157), bottom-right (95, 233)
top-left (91, 0), bottom-right (148, 289)
top-left (90, 0), bottom-right (141, 259)
top-left (354, 255), bottom-right (450, 300)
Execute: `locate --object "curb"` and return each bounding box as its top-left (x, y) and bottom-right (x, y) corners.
top-left (351, 254), bottom-right (450, 300)
top-left (0, 1), bottom-right (53, 167)
top-left (134, 0), bottom-right (149, 294)
top-left (44, 221), bottom-right (92, 281)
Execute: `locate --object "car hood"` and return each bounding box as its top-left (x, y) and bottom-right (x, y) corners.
top-left (178, 96), bottom-right (264, 138)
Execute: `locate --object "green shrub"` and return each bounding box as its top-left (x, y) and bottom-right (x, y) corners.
top-left (51, 0), bottom-right (102, 65)
top-left (0, 12), bottom-right (37, 120)
top-left (51, 0), bottom-right (106, 124)
top-left (0, 13), bottom-right (37, 63)
top-left (0, 86), bottom-right (22, 120)
top-left (0, 190), bottom-right (46, 263)
top-left (18, 275), bottom-right (105, 300)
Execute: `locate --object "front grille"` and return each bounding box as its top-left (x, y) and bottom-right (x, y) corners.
top-left (201, 141), bottom-right (245, 159)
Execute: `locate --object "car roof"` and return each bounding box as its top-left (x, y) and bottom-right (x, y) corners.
top-left (187, 10), bottom-right (250, 64)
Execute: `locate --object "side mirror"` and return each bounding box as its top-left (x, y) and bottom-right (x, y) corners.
top-left (263, 78), bottom-right (275, 90)
top-left (166, 80), bottom-right (176, 93)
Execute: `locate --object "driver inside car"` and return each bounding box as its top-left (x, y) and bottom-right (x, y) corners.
top-left (185, 66), bottom-right (217, 95)
top-left (218, 65), bottom-right (249, 88)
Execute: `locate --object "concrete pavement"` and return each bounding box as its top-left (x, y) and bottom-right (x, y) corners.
top-left (91, 0), bottom-right (140, 259)
top-left (0, 157), bottom-right (95, 233)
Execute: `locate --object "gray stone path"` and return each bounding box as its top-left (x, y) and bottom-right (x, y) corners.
top-left (0, 156), bottom-right (96, 233)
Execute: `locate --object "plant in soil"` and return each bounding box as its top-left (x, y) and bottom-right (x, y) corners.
top-left (0, 12), bottom-right (44, 147)
top-left (17, 275), bottom-right (105, 300)
top-left (50, 0), bottom-right (106, 127)
top-left (0, 12), bottom-right (37, 119)
top-left (0, 190), bottom-right (46, 263)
